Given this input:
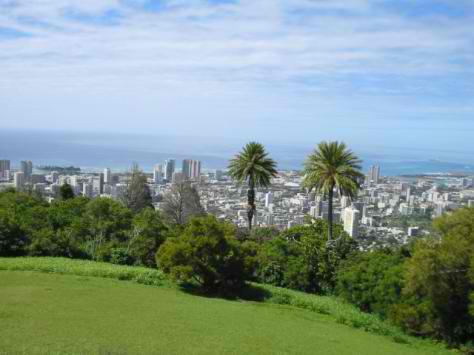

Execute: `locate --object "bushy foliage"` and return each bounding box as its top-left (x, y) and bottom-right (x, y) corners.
top-left (0, 190), bottom-right (49, 256)
top-left (336, 249), bottom-right (407, 317)
top-left (128, 208), bottom-right (169, 267)
top-left (157, 215), bottom-right (252, 291)
top-left (256, 219), bottom-right (357, 293)
top-left (0, 191), bottom-right (167, 265)
top-left (393, 207), bottom-right (474, 344)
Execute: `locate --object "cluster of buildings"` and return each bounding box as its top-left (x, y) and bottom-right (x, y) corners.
top-left (1, 157), bottom-right (474, 250)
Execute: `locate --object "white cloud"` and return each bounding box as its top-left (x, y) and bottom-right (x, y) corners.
top-left (0, 0), bottom-right (472, 143)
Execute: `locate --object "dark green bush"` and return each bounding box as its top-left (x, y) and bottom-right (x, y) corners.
top-left (336, 249), bottom-right (407, 317)
top-left (256, 219), bottom-right (357, 294)
top-left (156, 215), bottom-right (252, 292)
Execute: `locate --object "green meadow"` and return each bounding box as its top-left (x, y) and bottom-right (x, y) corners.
top-left (0, 258), bottom-right (455, 355)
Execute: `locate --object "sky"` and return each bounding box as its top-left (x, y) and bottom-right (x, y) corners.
top-left (0, 0), bottom-right (473, 155)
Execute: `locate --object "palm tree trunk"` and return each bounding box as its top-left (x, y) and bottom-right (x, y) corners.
top-left (328, 185), bottom-right (334, 241)
top-left (247, 182), bottom-right (255, 231)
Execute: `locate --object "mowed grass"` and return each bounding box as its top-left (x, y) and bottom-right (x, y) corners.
top-left (0, 269), bottom-right (455, 355)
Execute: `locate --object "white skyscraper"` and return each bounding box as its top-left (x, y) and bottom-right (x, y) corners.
top-left (83, 182), bottom-right (93, 197)
top-left (265, 192), bottom-right (273, 207)
top-left (153, 164), bottom-right (163, 184)
top-left (343, 206), bottom-right (360, 237)
top-left (14, 171), bottom-right (25, 190)
top-left (104, 168), bottom-right (112, 184)
top-left (340, 195), bottom-right (351, 209)
top-left (164, 159), bottom-right (176, 181)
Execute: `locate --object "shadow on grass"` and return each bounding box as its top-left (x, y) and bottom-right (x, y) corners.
top-left (179, 282), bottom-right (272, 302)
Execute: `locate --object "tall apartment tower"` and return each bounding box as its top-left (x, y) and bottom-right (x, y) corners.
top-left (0, 159), bottom-right (10, 180)
top-left (265, 192), bottom-right (274, 207)
top-left (164, 159), bottom-right (176, 182)
top-left (14, 171), bottom-right (25, 191)
top-left (343, 206), bottom-right (360, 237)
top-left (182, 159), bottom-right (201, 180)
top-left (153, 164), bottom-right (163, 184)
top-left (340, 195), bottom-right (351, 209)
top-left (20, 160), bottom-right (33, 181)
top-left (104, 168), bottom-right (112, 184)
top-left (367, 165), bottom-right (380, 184)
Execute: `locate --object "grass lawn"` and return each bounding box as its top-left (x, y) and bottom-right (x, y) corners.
top-left (0, 270), bottom-right (454, 355)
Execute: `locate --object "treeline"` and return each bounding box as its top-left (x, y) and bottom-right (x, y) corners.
top-left (1, 188), bottom-right (473, 348)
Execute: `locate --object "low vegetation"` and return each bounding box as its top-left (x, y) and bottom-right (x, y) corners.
top-left (0, 256), bottom-right (167, 287)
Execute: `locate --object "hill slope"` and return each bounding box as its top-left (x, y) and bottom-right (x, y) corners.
top-left (0, 270), bottom-right (452, 355)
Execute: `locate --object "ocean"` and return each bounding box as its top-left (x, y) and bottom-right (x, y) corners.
top-left (1, 129), bottom-right (473, 176)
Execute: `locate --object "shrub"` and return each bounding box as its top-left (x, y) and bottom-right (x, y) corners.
top-left (336, 249), bottom-right (407, 317)
top-left (128, 208), bottom-right (168, 267)
top-left (256, 220), bottom-right (357, 294)
top-left (110, 247), bottom-right (133, 265)
top-left (156, 215), bottom-right (251, 292)
top-left (396, 207), bottom-right (474, 345)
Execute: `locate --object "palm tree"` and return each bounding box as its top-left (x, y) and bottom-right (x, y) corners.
top-left (303, 141), bottom-right (363, 242)
top-left (228, 142), bottom-right (278, 231)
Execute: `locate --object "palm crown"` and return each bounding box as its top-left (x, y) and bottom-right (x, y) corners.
top-left (228, 142), bottom-right (278, 188)
top-left (303, 141), bottom-right (363, 197)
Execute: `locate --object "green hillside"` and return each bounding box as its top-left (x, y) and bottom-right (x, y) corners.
top-left (0, 268), bottom-right (453, 355)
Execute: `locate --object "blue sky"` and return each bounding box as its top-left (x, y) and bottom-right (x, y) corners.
top-left (0, 0), bottom-right (473, 157)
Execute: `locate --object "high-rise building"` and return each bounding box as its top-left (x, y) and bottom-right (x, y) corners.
top-left (20, 160), bottom-right (33, 181)
top-left (92, 173), bottom-right (104, 195)
top-left (0, 159), bottom-right (10, 180)
top-left (367, 165), bottom-right (380, 184)
top-left (343, 206), bottom-right (360, 237)
top-left (164, 159), bottom-right (176, 181)
top-left (50, 171), bottom-right (59, 184)
top-left (340, 195), bottom-right (351, 209)
top-left (153, 164), bottom-right (163, 184)
top-left (83, 183), bottom-right (93, 198)
top-left (265, 192), bottom-right (273, 207)
top-left (182, 159), bottom-right (201, 180)
top-left (104, 168), bottom-right (112, 184)
top-left (13, 171), bottom-right (25, 191)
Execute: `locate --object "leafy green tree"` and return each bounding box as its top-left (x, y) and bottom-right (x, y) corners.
top-left (120, 163), bottom-right (153, 214)
top-left (59, 183), bottom-right (75, 200)
top-left (303, 141), bottom-right (363, 242)
top-left (157, 215), bottom-right (250, 291)
top-left (336, 249), bottom-right (407, 317)
top-left (397, 207), bottom-right (474, 344)
top-left (0, 190), bottom-right (49, 256)
top-left (228, 142), bottom-right (277, 231)
top-left (250, 226), bottom-right (280, 243)
top-left (0, 208), bottom-right (26, 256)
top-left (257, 219), bottom-right (357, 293)
top-left (128, 207), bottom-right (169, 267)
top-left (81, 197), bottom-right (133, 260)
top-left (48, 197), bottom-right (90, 230)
